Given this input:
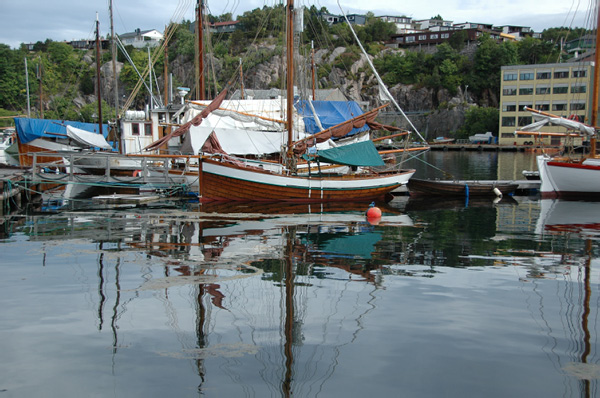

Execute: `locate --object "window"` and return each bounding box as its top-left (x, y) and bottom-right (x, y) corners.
top-left (535, 86), bottom-right (550, 95)
top-left (518, 116), bottom-right (533, 126)
top-left (536, 71), bottom-right (551, 79)
top-left (570, 102), bottom-right (586, 111)
top-left (441, 33), bottom-right (449, 38)
top-left (535, 104), bottom-right (550, 111)
top-left (418, 35), bottom-right (427, 40)
top-left (573, 70), bottom-right (587, 78)
top-left (430, 34), bottom-right (439, 39)
top-left (518, 103), bottom-right (532, 111)
top-left (504, 73), bottom-right (518, 81)
top-left (503, 87), bottom-right (517, 96)
top-left (502, 117), bottom-right (516, 126)
top-left (553, 85), bottom-right (568, 94)
top-left (132, 123), bottom-right (140, 136)
top-left (552, 103), bottom-right (567, 111)
top-left (502, 104), bottom-right (517, 112)
top-left (520, 72), bottom-right (534, 80)
top-left (519, 87), bottom-right (533, 95)
top-left (406, 36), bottom-right (415, 43)
top-left (144, 123), bottom-right (152, 136)
top-left (571, 84), bottom-right (587, 93)
top-left (554, 70), bottom-right (569, 79)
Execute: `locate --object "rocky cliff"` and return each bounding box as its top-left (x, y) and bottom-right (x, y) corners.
top-left (99, 45), bottom-right (473, 140)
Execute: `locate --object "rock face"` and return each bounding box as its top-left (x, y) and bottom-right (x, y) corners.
top-left (98, 44), bottom-right (474, 139)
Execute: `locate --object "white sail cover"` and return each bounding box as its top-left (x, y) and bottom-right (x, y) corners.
top-left (66, 125), bottom-right (113, 150)
top-left (180, 126), bottom-right (285, 155)
top-left (521, 113), bottom-right (596, 136)
top-left (178, 99), bottom-right (371, 155)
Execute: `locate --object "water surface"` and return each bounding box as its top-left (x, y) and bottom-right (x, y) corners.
top-left (1, 152), bottom-right (599, 397)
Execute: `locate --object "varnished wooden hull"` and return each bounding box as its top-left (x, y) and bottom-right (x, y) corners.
top-left (408, 178), bottom-right (518, 196)
top-left (199, 157), bottom-right (414, 202)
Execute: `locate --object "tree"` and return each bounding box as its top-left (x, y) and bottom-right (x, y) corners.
top-left (0, 44), bottom-right (27, 111)
top-left (517, 36), bottom-right (558, 64)
top-left (467, 34), bottom-right (518, 98)
top-left (458, 106), bottom-right (499, 138)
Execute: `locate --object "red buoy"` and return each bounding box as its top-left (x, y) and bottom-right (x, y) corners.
top-left (366, 205), bottom-right (382, 219)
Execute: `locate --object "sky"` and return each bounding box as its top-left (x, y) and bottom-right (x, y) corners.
top-left (0, 0), bottom-right (594, 49)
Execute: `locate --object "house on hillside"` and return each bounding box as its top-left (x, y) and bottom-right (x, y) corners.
top-left (494, 25), bottom-right (537, 40)
top-left (413, 18), bottom-right (453, 30)
top-left (377, 16), bottom-right (417, 34)
top-left (209, 21), bottom-right (239, 33)
top-left (119, 29), bottom-right (163, 48)
top-left (388, 27), bottom-right (501, 48)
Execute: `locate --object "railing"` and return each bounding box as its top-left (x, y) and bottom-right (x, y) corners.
top-left (30, 151), bottom-right (201, 193)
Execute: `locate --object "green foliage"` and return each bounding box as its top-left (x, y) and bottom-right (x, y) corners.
top-left (466, 34), bottom-right (518, 96)
top-left (80, 100), bottom-right (115, 123)
top-left (457, 106), bottom-right (499, 138)
top-left (517, 36), bottom-right (559, 64)
top-left (175, 21), bottom-right (195, 59)
top-left (332, 48), bottom-right (361, 70)
top-left (303, 6), bottom-right (333, 46)
top-left (448, 30), bottom-right (468, 50)
top-left (0, 44), bottom-right (28, 111)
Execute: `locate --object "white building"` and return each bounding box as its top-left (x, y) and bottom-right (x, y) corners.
top-left (119, 29), bottom-right (163, 48)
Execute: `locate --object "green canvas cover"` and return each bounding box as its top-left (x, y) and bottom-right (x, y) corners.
top-left (303, 140), bottom-right (384, 167)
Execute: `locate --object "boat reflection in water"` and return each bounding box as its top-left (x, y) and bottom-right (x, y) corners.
top-left (5, 197), bottom-right (600, 397)
top-left (18, 201), bottom-right (413, 395)
top-left (533, 199), bottom-right (600, 395)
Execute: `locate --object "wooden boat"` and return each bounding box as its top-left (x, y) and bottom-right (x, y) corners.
top-left (407, 178), bottom-right (518, 197)
top-left (193, 0), bottom-right (420, 203)
top-left (199, 152), bottom-right (414, 202)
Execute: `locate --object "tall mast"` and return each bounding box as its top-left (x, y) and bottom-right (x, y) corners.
top-left (590, 3), bottom-right (600, 155)
top-left (95, 13), bottom-right (103, 135)
top-left (164, 25), bottom-right (169, 106)
top-left (24, 57), bottom-right (31, 118)
top-left (196, 0), bottom-right (206, 100)
top-left (311, 41), bottom-right (316, 100)
top-left (285, 0), bottom-right (295, 160)
top-left (110, 0), bottom-right (118, 119)
top-left (109, 0), bottom-right (121, 151)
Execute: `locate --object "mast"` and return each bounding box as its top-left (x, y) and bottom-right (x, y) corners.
top-left (196, 0), bottom-right (206, 100)
top-left (239, 58), bottom-right (244, 100)
top-left (311, 41), bottom-right (316, 100)
top-left (285, 0), bottom-right (295, 161)
top-left (24, 57), bottom-right (31, 118)
top-left (164, 26), bottom-right (169, 106)
top-left (110, 0), bottom-right (118, 120)
top-left (95, 13), bottom-right (103, 135)
top-left (37, 57), bottom-right (43, 119)
top-left (591, 3), bottom-right (600, 156)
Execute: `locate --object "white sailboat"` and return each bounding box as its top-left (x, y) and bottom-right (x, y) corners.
top-left (526, 6), bottom-right (600, 198)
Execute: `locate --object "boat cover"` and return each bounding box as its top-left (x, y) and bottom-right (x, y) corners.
top-left (181, 126), bottom-right (284, 155)
top-left (66, 126), bottom-right (113, 150)
top-left (14, 117), bottom-right (110, 145)
top-left (521, 113), bottom-right (596, 136)
top-left (295, 100), bottom-right (368, 137)
top-left (303, 140), bottom-right (384, 167)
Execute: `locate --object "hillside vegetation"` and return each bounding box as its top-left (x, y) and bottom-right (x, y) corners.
top-left (0, 5), bottom-right (589, 137)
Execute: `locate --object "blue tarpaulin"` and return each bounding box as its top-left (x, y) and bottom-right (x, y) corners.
top-left (14, 117), bottom-right (109, 144)
top-left (295, 100), bottom-right (369, 137)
